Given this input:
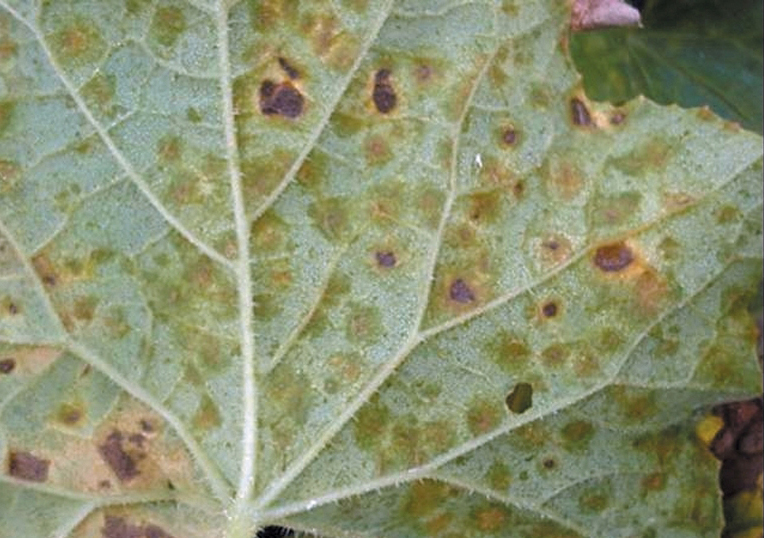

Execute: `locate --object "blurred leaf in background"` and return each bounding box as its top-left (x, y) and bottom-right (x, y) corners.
top-left (571, 0), bottom-right (764, 133)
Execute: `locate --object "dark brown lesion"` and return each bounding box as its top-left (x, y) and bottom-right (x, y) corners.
top-left (375, 251), bottom-right (397, 268)
top-left (259, 79), bottom-right (304, 118)
top-left (449, 278), bottom-right (476, 303)
top-left (541, 301), bottom-right (558, 318)
top-left (570, 97), bottom-right (592, 127)
top-left (277, 56), bottom-right (299, 79)
top-left (594, 242), bottom-right (634, 272)
top-left (98, 430), bottom-right (143, 482)
top-left (7, 451), bottom-right (50, 482)
top-left (372, 68), bottom-right (397, 114)
top-left (502, 127), bottom-right (518, 146)
top-left (0, 357), bottom-right (15, 374)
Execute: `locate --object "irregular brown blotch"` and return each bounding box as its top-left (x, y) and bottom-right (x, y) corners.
top-left (98, 431), bottom-right (140, 482)
top-left (372, 68), bottom-right (397, 114)
top-left (0, 358), bottom-right (15, 373)
top-left (594, 242), bottom-right (634, 272)
top-left (259, 79), bottom-right (304, 118)
top-left (102, 516), bottom-right (176, 538)
top-left (449, 278), bottom-right (475, 303)
top-left (541, 301), bottom-right (558, 318)
top-left (375, 251), bottom-right (396, 268)
top-left (570, 97), bottom-right (591, 126)
top-left (8, 451), bottom-right (49, 482)
top-left (277, 56), bottom-right (299, 79)
top-left (505, 382), bottom-right (533, 414)
top-left (502, 127), bottom-right (517, 146)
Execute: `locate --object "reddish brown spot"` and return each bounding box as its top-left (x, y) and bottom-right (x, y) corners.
top-left (372, 68), bottom-right (397, 114)
top-left (0, 358), bottom-right (14, 373)
top-left (594, 242), bottom-right (634, 272)
top-left (259, 80), bottom-right (304, 118)
top-left (571, 97), bottom-right (591, 126)
top-left (277, 56), bottom-right (299, 79)
top-left (375, 251), bottom-right (396, 268)
top-left (541, 301), bottom-right (558, 318)
top-left (8, 451), bottom-right (49, 482)
top-left (98, 431), bottom-right (140, 481)
top-left (449, 278), bottom-right (475, 303)
top-left (502, 127), bottom-right (517, 145)
top-left (102, 516), bottom-right (176, 538)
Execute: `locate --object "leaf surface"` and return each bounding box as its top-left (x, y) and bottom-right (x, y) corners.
top-left (0, 1), bottom-right (761, 536)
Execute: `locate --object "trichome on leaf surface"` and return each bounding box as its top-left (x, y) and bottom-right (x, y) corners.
top-left (0, 1), bottom-right (761, 537)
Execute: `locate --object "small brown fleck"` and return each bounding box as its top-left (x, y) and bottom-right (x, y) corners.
top-left (8, 451), bottom-right (49, 482)
top-left (594, 242), bottom-right (634, 272)
top-left (543, 457), bottom-right (556, 469)
top-left (259, 80), bottom-right (304, 118)
top-left (541, 301), bottom-right (558, 318)
top-left (375, 251), bottom-right (396, 268)
top-left (99, 479), bottom-right (111, 488)
top-left (512, 180), bottom-right (525, 198)
top-left (0, 358), bottom-right (15, 374)
top-left (610, 111), bottom-right (626, 125)
top-left (128, 433), bottom-right (146, 447)
top-left (102, 516), bottom-right (176, 538)
top-left (139, 419), bottom-right (154, 433)
top-left (98, 431), bottom-right (140, 482)
top-left (57, 403), bottom-right (83, 425)
top-left (415, 64), bottom-right (433, 82)
top-left (571, 97), bottom-right (591, 127)
top-left (449, 278), bottom-right (475, 303)
top-left (502, 127), bottom-right (517, 145)
top-left (543, 240), bottom-right (559, 251)
top-left (7, 302), bottom-right (17, 315)
top-left (372, 68), bottom-right (397, 114)
top-left (277, 56), bottom-right (299, 79)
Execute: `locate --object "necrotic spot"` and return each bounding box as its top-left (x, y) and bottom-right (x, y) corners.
top-left (502, 127), bottom-right (517, 145)
top-left (541, 301), bottom-right (558, 318)
top-left (0, 358), bottom-right (15, 374)
top-left (259, 80), bottom-right (304, 118)
top-left (594, 242), bottom-right (634, 272)
top-left (570, 98), bottom-right (591, 126)
top-left (375, 251), bottom-right (396, 268)
top-left (505, 382), bottom-right (533, 414)
top-left (98, 431), bottom-right (140, 482)
top-left (8, 451), bottom-right (49, 482)
top-left (277, 57), bottom-right (299, 79)
top-left (372, 69), bottom-right (397, 113)
top-left (543, 457), bottom-right (556, 469)
top-left (449, 278), bottom-right (475, 303)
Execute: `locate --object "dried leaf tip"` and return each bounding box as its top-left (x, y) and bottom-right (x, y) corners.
top-left (571, 0), bottom-right (641, 32)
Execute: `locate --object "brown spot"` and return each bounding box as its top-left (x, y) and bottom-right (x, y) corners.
top-left (139, 419), bottom-right (155, 433)
top-left (541, 301), bottom-right (558, 318)
top-left (98, 431), bottom-right (140, 481)
top-left (372, 68), bottom-right (397, 114)
top-left (0, 358), bottom-right (14, 373)
top-left (99, 479), bottom-right (111, 488)
top-left (594, 242), bottom-right (634, 272)
top-left (542, 457), bottom-right (556, 469)
top-left (512, 180), bottom-right (525, 199)
top-left (449, 278), bottom-right (475, 303)
top-left (414, 64), bottom-right (433, 82)
top-left (571, 97), bottom-right (591, 126)
top-left (610, 111), bottom-right (626, 125)
top-left (502, 127), bottom-right (517, 146)
top-left (277, 56), bottom-right (299, 79)
top-left (375, 251), bottom-right (396, 268)
top-left (259, 80), bottom-right (304, 118)
top-left (32, 254), bottom-right (58, 287)
top-left (505, 382), bottom-right (533, 414)
top-left (56, 403), bottom-right (84, 425)
top-left (102, 516), bottom-right (176, 538)
top-left (8, 451), bottom-right (49, 482)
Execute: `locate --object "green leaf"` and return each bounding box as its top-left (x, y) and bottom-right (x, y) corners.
top-left (570, 0), bottom-right (764, 133)
top-left (0, 1), bottom-right (761, 536)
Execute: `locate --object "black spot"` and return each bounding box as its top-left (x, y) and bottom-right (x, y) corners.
top-left (0, 358), bottom-right (15, 374)
top-left (449, 278), bottom-right (475, 303)
top-left (505, 382), bottom-right (533, 414)
top-left (260, 80), bottom-right (304, 118)
top-left (277, 56), bottom-right (299, 79)
top-left (98, 431), bottom-right (140, 482)
top-left (375, 251), bottom-right (396, 268)
top-left (541, 301), bottom-right (558, 318)
top-left (8, 451), bottom-right (49, 482)
top-left (594, 242), bottom-right (634, 272)
top-left (571, 97), bottom-right (591, 126)
top-left (257, 526), bottom-right (295, 538)
top-left (502, 127), bottom-right (517, 145)
top-left (372, 69), bottom-right (397, 114)
top-left (543, 457), bottom-right (556, 469)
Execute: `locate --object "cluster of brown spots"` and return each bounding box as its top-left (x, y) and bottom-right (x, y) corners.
top-left (7, 451), bottom-right (49, 482)
top-left (102, 516), bottom-right (175, 538)
top-left (277, 56), bottom-right (299, 79)
top-left (593, 241), bottom-right (634, 272)
top-left (98, 430), bottom-right (145, 482)
top-left (0, 357), bottom-right (14, 373)
top-left (372, 69), bottom-right (397, 114)
top-left (449, 278), bottom-right (475, 303)
top-left (570, 97), bottom-right (592, 126)
top-left (259, 80), bottom-right (304, 118)
top-left (540, 301), bottom-right (558, 318)
top-left (375, 250), bottom-right (396, 268)
top-left (505, 382), bottom-right (533, 414)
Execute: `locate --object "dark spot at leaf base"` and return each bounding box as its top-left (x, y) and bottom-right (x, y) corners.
top-left (260, 80), bottom-right (304, 118)
top-left (8, 451), bottom-right (49, 482)
top-left (98, 431), bottom-right (140, 482)
top-left (277, 57), bottom-right (299, 79)
top-left (0, 358), bottom-right (15, 374)
top-left (571, 98), bottom-right (591, 126)
top-left (449, 278), bottom-right (475, 303)
top-left (505, 382), bottom-right (533, 414)
top-left (372, 69), bottom-right (397, 114)
top-left (375, 251), bottom-right (396, 268)
top-left (594, 242), bottom-right (634, 272)
top-left (257, 526), bottom-right (295, 538)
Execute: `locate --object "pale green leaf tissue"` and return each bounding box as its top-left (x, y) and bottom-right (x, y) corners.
top-left (0, 1), bottom-right (761, 537)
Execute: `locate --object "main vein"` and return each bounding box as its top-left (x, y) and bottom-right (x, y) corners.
top-left (214, 0), bottom-right (258, 511)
